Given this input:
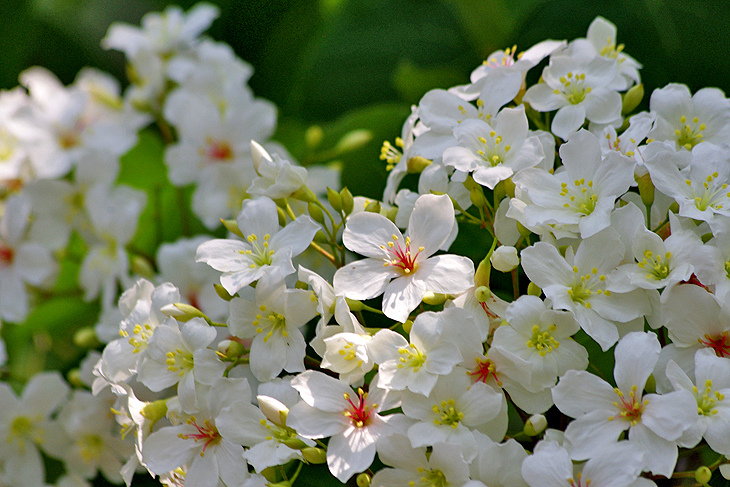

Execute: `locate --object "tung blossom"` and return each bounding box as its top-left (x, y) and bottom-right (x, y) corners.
top-left (333, 193), bottom-right (474, 322)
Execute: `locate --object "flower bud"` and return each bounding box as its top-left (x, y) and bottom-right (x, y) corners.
top-left (695, 466), bottom-right (712, 485)
top-left (130, 255), bottom-right (155, 278)
top-left (291, 185), bottom-right (319, 204)
top-left (474, 256), bottom-right (491, 288)
top-left (313, 230), bottom-right (329, 243)
top-left (635, 171), bottom-right (654, 207)
top-left (141, 399), bottom-right (168, 425)
top-left (307, 202), bottom-right (326, 225)
top-left (258, 395), bottom-right (289, 426)
top-left (406, 156), bottom-right (432, 174)
top-left (335, 129), bottom-right (372, 153)
top-left (356, 473), bottom-right (372, 487)
top-left (364, 200), bottom-right (381, 213)
top-left (422, 292), bottom-right (447, 305)
top-left (327, 187), bottom-right (343, 212)
top-left (474, 286), bottom-right (491, 303)
top-left (305, 125), bottom-right (324, 149)
top-left (161, 303), bottom-right (209, 323)
top-left (277, 206), bottom-right (288, 227)
top-left (622, 83), bottom-right (644, 115)
top-left (301, 447), bottom-right (327, 464)
top-left (73, 327), bottom-right (100, 349)
top-left (644, 374), bottom-right (656, 394)
top-left (523, 414), bottom-right (547, 436)
top-left (345, 298), bottom-right (364, 311)
top-left (214, 283), bottom-right (235, 301)
top-left (250, 140), bottom-right (271, 174)
top-left (402, 319), bottom-right (413, 334)
top-left (469, 185), bottom-right (487, 209)
top-left (527, 282), bottom-right (542, 296)
top-left (340, 187), bottom-right (354, 215)
top-left (494, 178), bottom-right (515, 201)
top-left (490, 245), bottom-right (520, 272)
top-left (221, 218), bottom-right (244, 238)
top-left (217, 339), bottom-right (246, 359)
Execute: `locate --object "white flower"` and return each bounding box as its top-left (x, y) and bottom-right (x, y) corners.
top-left (523, 55), bottom-right (621, 140)
top-left (196, 196), bottom-right (319, 295)
top-left (552, 332), bottom-right (697, 477)
top-left (287, 370), bottom-right (402, 482)
top-left (521, 440), bottom-right (644, 487)
top-left (248, 140), bottom-right (308, 199)
top-left (333, 193), bottom-right (474, 322)
top-left (227, 270), bottom-right (318, 382)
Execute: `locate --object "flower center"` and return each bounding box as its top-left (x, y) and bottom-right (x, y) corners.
top-left (203, 137), bottom-right (234, 162)
top-left (239, 233), bottom-right (274, 268)
top-left (476, 129), bottom-right (511, 167)
top-left (415, 467), bottom-right (448, 487)
top-left (0, 245), bottom-right (13, 265)
top-left (526, 324), bottom-right (560, 356)
top-left (8, 415), bottom-right (42, 453)
top-left (259, 418), bottom-right (299, 442)
top-left (485, 44), bottom-right (518, 69)
top-left (637, 250), bottom-right (672, 280)
top-left (568, 471), bottom-right (592, 487)
top-left (566, 266), bottom-right (609, 308)
top-left (560, 178), bottom-right (598, 215)
top-left (553, 72), bottom-right (592, 105)
top-left (432, 399), bottom-right (463, 429)
top-left (120, 322), bottom-right (154, 353)
top-left (694, 379), bottom-right (724, 416)
top-left (608, 385), bottom-right (647, 426)
top-left (685, 173), bottom-right (729, 212)
top-left (78, 434), bottom-right (105, 462)
top-left (343, 388), bottom-right (377, 428)
top-left (699, 331), bottom-right (730, 358)
top-left (676, 115), bottom-right (706, 150)
top-left (381, 234), bottom-right (423, 275)
top-left (165, 348), bottom-right (194, 376)
top-left (467, 355), bottom-right (502, 386)
top-left (599, 38), bottom-right (625, 60)
top-left (178, 417), bottom-right (221, 456)
top-left (380, 137), bottom-right (403, 171)
top-left (252, 305), bottom-right (288, 344)
top-left (397, 343), bottom-right (426, 371)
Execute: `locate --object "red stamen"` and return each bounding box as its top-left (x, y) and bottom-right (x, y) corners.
top-left (468, 356), bottom-right (501, 386)
top-left (179, 418), bottom-right (221, 456)
top-left (384, 236), bottom-right (421, 274)
top-left (479, 301), bottom-right (498, 319)
top-left (344, 389), bottom-right (374, 428)
top-left (700, 332), bottom-right (730, 358)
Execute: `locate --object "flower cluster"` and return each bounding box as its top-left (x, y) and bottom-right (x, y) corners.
top-left (2, 6), bottom-right (730, 487)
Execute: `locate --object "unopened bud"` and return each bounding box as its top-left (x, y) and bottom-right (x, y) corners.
top-left (494, 178), bottom-right (515, 201)
top-left (214, 283), bottom-right (235, 301)
top-left (644, 374), bottom-right (656, 394)
top-left (517, 221), bottom-right (531, 237)
top-left (217, 339), bottom-right (246, 359)
top-left (523, 414), bottom-right (547, 436)
top-left (73, 327), bottom-right (100, 349)
top-left (422, 292), bottom-right (447, 306)
top-left (695, 466), bottom-right (712, 485)
top-left (364, 200), bottom-right (381, 213)
top-left (258, 395), bottom-right (289, 426)
top-left (161, 303), bottom-right (208, 323)
top-left (250, 140), bottom-right (271, 174)
top-left (305, 125), bottom-right (324, 149)
top-left (282, 438), bottom-right (309, 450)
top-left (406, 156), bottom-right (432, 174)
top-left (327, 187), bottom-right (343, 212)
top-left (469, 186), bottom-right (488, 209)
top-left (384, 206), bottom-right (398, 223)
top-left (622, 83), bottom-right (644, 116)
top-left (130, 255), bottom-right (155, 278)
top-left (356, 473), bottom-right (372, 487)
top-left (221, 218), bottom-right (244, 238)
top-left (340, 187), bottom-right (354, 215)
top-left (527, 282), bottom-right (542, 296)
top-left (475, 286), bottom-right (491, 303)
top-left (307, 202), bottom-right (326, 225)
top-left (313, 230), bottom-right (329, 244)
top-left (291, 186), bottom-right (319, 204)
top-left (345, 298), bottom-right (364, 311)
top-left (335, 129), bottom-right (372, 153)
top-left (301, 447), bottom-right (327, 464)
top-left (474, 257), bottom-right (492, 288)
top-left (402, 319), bottom-right (413, 334)
top-left (635, 172), bottom-right (654, 207)
top-left (141, 399), bottom-right (168, 425)
top-left (490, 245), bottom-right (520, 272)
top-left (277, 206), bottom-right (287, 227)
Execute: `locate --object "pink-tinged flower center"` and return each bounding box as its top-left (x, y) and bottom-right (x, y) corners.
top-left (568, 471), bottom-right (591, 487)
top-left (343, 388), bottom-right (376, 428)
top-left (381, 234), bottom-right (423, 274)
top-left (203, 137), bottom-right (233, 162)
top-left (699, 331), bottom-right (730, 358)
top-left (0, 245), bottom-right (13, 265)
top-left (178, 417), bottom-right (221, 456)
top-left (467, 355), bottom-right (502, 386)
top-left (608, 385), bottom-right (647, 426)
top-left (485, 45), bottom-right (517, 69)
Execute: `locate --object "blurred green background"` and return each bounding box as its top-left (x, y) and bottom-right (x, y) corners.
top-left (4, 0), bottom-right (730, 200)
